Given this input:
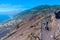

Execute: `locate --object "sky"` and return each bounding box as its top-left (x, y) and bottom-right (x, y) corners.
top-left (0, 0), bottom-right (60, 22)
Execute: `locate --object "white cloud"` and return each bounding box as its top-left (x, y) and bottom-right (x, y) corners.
top-left (0, 4), bottom-right (24, 12)
top-left (0, 8), bottom-right (21, 12)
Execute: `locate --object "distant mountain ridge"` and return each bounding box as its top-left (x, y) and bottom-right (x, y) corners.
top-left (15, 5), bottom-right (60, 20)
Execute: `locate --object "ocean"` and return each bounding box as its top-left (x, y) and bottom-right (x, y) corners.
top-left (0, 14), bottom-right (10, 23)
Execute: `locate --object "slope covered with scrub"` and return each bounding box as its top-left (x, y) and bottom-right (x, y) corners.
top-left (0, 5), bottom-right (60, 39)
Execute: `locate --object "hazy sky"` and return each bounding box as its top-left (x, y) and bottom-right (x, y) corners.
top-left (0, 0), bottom-right (60, 22)
top-left (0, 0), bottom-right (60, 14)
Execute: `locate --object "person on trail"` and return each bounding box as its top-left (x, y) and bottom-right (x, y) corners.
top-left (45, 22), bottom-right (49, 31)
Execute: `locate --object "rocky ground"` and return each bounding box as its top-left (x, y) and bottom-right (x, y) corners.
top-left (1, 12), bottom-right (60, 40)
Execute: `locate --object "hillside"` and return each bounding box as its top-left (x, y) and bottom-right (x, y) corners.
top-left (0, 5), bottom-right (60, 39)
